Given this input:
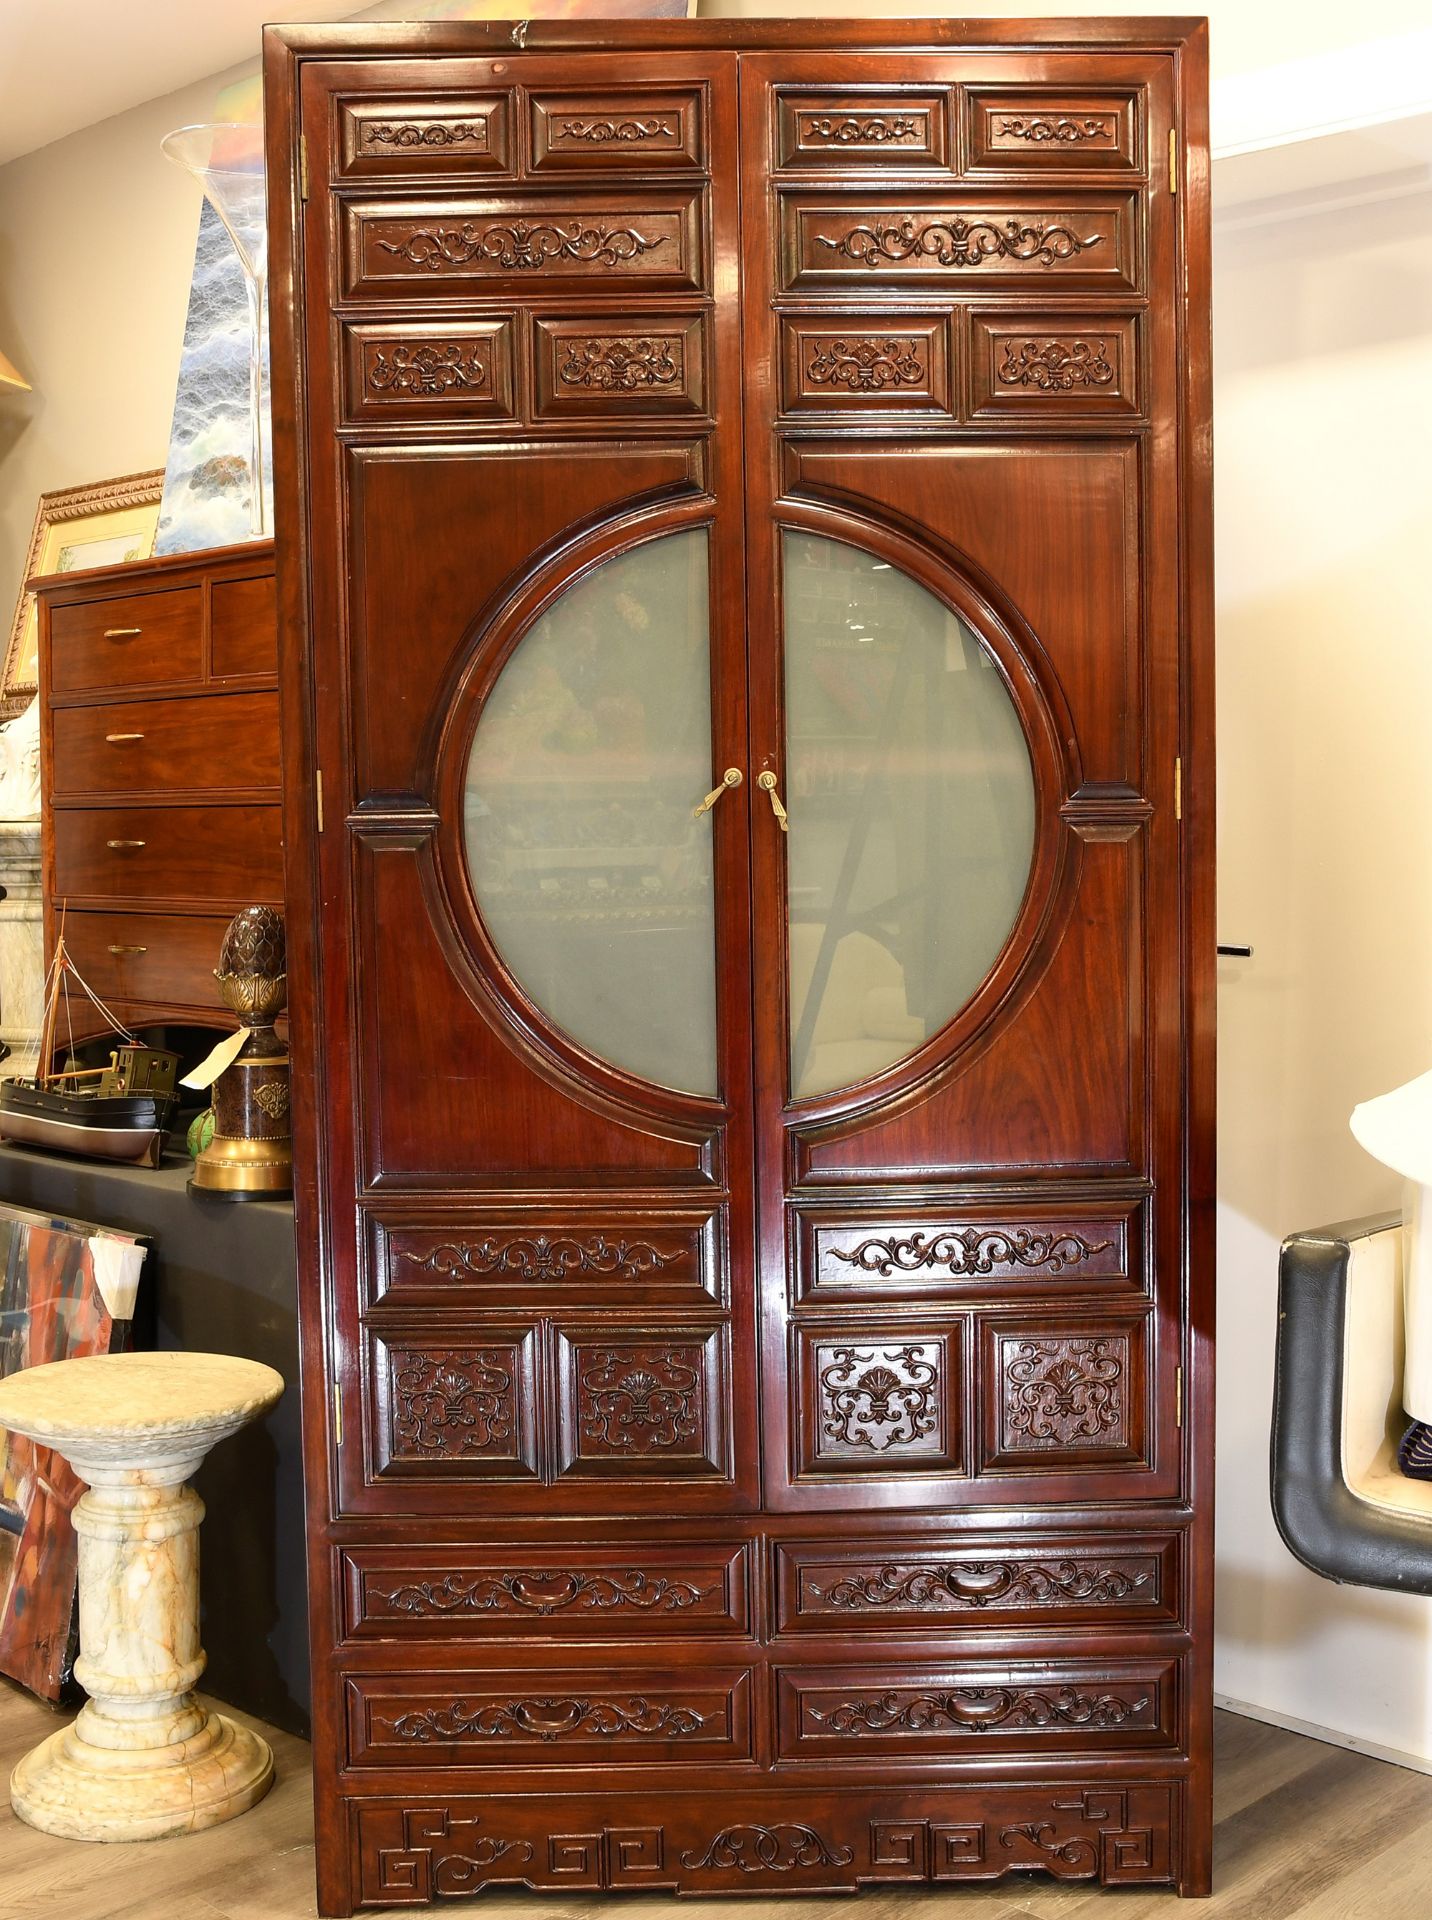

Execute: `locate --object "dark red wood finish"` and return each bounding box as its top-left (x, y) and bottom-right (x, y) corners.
top-left (264, 19), bottom-right (1212, 1912)
top-left (35, 540), bottom-right (283, 1040)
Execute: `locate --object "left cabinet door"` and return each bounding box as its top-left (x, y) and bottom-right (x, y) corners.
top-left (286, 48), bottom-right (758, 1517)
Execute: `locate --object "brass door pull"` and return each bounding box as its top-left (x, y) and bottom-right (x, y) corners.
top-left (106, 839), bottom-right (146, 850)
top-left (757, 770), bottom-right (788, 831)
top-left (105, 732), bottom-right (144, 743)
top-left (107, 944), bottom-right (147, 955)
top-left (103, 627), bottom-right (142, 638)
top-left (694, 767), bottom-right (742, 818)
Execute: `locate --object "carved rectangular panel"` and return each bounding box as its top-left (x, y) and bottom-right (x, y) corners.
top-left (347, 1668), bottom-right (753, 1768)
top-left (775, 1533), bottom-right (1179, 1632)
top-left (981, 1316), bottom-right (1149, 1472)
top-left (369, 1329), bottom-right (540, 1481)
top-left (532, 314), bottom-right (706, 418)
top-left (555, 1326), bottom-right (731, 1480)
top-left (343, 194), bottom-right (704, 297)
top-left (781, 194), bottom-right (1140, 293)
top-left (337, 94), bottom-right (514, 178)
top-left (796, 1208), bottom-right (1134, 1302)
top-left (775, 92), bottom-right (950, 169)
top-left (969, 312), bottom-right (1140, 418)
top-left (341, 319), bottom-right (517, 424)
top-left (354, 1782), bottom-right (1176, 1897)
top-left (966, 90), bottom-right (1141, 173)
top-left (795, 1326), bottom-right (963, 1477)
top-left (368, 1210), bottom-right (723, 1308)
top-left (779, 317), bottom-right (950, 415)
top-left (529, 91), bottom-right (703, 170)
top-left (341, 1543), bottom-right (749, 1639)
top-left (776, 1660), bottom-right (1176, 1760)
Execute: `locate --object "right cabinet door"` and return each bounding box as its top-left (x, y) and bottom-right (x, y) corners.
top-left (738, 51), bottom-right (1186, 1512)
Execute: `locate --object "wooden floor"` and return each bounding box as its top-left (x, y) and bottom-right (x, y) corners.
top-left (4, 1684), bottom-right (1431, 1918)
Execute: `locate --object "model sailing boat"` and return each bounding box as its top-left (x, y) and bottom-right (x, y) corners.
top-left (0, 930), bottom-right (180, 1169)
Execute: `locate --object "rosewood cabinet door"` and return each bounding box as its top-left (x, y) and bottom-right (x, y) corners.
top-left (739, 51), bottom-right (1184, 1513)
top-left (288, 49), bottom-right (758, 1518)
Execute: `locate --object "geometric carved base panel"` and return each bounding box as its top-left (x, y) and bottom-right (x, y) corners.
top-left (355, 1784), bottom-right (1176, 1901)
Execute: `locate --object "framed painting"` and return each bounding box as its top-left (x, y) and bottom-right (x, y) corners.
top-left (0, 1205), bottom-right (146, 1699)
top-left (3, 470), bottom-right (163, 710)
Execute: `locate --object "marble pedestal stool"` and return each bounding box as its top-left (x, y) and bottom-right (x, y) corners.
top-left (0, 1350), bottom-right (284, 1841)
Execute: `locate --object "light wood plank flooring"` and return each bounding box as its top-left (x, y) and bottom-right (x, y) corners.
top-left (4, 1682), bottom-right (1431, 1918)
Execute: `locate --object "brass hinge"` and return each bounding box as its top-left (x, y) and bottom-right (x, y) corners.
top-left (333, 1383), bottom-right (343, 1446)
top-left (1169, 128), bottom-right (1179, 196)
top-left (1176, 1365), bottom-right (1184, 1428)
top-left (1174, 756), bottom-right (1182, 821)
top-left (315, 768), bottom-right (324, 833)
top-left (300, 134), bottom-right (310, 202)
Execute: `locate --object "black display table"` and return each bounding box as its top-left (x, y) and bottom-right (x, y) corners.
top-left (0, 1141), bottom-right (309, 1735)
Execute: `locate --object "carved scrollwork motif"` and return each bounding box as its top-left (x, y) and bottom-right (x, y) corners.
top-left (387, 1695), bottom-right (711, 1743)
top-left (805, 338), bottom-right (926, 391)
top-left (808, 1557), bottom-right (1151, 1612)
top-left (376, 221), bottom-right (665, 272)
top-left (997, 338), bottom-right (1115, 392)
top-left (555, 117), bottom-right (675, 142)
top-left (816, 216), bottom-right (1100, 270)
top-left (373, 1809), bottom-right (532, 1900)
top-left (374, 1568), bottom-right (718, 1617)
top-left (366, 343), bottom-right (490, 397)
top-left (579, 1348), bottom-right (701, 1452)
top-left (398, 1233), bottom-right (677, 1283)
top-left (998, 115), bottom-right (1115, 144)
top-left (829, 1227), bottom-right (1113, 1277)
top-left (558, 337), bottom-right (681, 390)
top-left (808, 1686), bottom-right (1150, 1735)
top-left (1004, 1337), bottom-right (1125, 1447)
top-left (364, 120), bottom-right (488, 149)
top-left (391, 1349), bottom-right (514, 1456)
top-left (802, 114), bottom-right (920, 143)
top-left (681, 1824), bottom-right (854, 1871)
top-left (819, 1343), bottom-right (940, 1452)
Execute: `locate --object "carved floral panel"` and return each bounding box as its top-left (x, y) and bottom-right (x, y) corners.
top-left (343, 320), bottom-right (516, 421)
top-left (784, 197), bottom-right (1138, 293)
top-left (349, 1671), bottom-right (751, 1765)
top-left (533, 315), bottom-right (705, 417)
top-left (806, 1213), bottom-right (1128, 1296)
top-left (970, 314), bottom-right (1139, 416)
top-left (799, 1330), bottom-right (962, 1476)
top-left (986, 1322), bottom-right (1147, 1469)
top-left (372, 1214), bottom-right (720, 1306)
top-left (556, 1328), bottom-right (729, 1479)
top-left (776, 92), bottom-right (949, 167)
top-left (373, 1331), bottom-right (539, 1480)
top-left (967, 91), bottom-right (1140, 171)
top-left (339, 96), bottom-right (513, 177)
top-left (780, 317), bottom-right (950, 414)
top-left (530, 91), bottom-right (703, 169)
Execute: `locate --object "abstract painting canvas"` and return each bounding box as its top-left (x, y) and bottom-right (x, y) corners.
top-left (154, 198), bottom-right (271, 555)
top-left (0, 1208), bottom-right (146, 1700)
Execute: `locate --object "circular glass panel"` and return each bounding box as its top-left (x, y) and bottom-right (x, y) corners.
top-left (463, 529), bottom-right (719, 1097)
top-left (783, 530), bottom-right (1037, 1099)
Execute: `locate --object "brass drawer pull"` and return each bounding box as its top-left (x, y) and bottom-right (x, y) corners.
top-left (103, 627), bottom-right (142, 638)
top-left (757, 770), bottom-right (789, 832)
top-left (693, 767), bottom-right (742, 818)
top-left (107, 943), bottom-right (147, 955)
top-left (105, 732), bottom-right (145, 743)
top-left (105, 838), bottom-right (146, 850)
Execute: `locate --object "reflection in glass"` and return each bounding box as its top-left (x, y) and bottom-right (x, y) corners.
top-left (464, 530), bottom-right (719, 1096)
top-left (783, 531), bottom-right (1036, 1099)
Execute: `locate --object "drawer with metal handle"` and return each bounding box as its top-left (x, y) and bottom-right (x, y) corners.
top-left (51, 803), bottom-right (283, 906)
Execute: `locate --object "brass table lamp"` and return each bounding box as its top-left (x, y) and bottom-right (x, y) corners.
top-left (189, 907), bottom-right (292, 1200)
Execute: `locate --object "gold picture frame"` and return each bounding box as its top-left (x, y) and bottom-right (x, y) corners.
top-left (4, 470), bottom-right (164, 711)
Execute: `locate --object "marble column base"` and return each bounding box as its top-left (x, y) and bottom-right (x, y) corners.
top-left (12, 1705), bottom-right (273, 1842)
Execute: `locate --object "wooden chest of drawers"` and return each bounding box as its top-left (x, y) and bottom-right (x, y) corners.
top-left (35, 540), bottom-right (281, 1044)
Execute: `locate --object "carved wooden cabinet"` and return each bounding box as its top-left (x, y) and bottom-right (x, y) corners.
top-left (265, 18), bottom-right (1212, 1912)
top-left (36, 540), bottom-right (281, 1040)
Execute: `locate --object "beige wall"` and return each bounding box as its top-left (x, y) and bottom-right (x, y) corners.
top-left (0, 61), bottom-right (252, 631)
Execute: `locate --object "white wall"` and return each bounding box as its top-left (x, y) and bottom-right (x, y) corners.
top-left (1212, 147), bottom-right (1432, 1761)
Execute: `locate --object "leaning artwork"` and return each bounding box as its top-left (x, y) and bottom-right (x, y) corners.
top-left (0, 1207), bottom-right (146, 1699)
